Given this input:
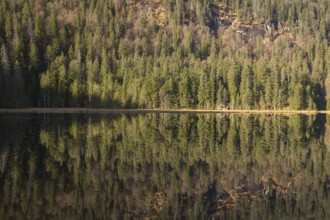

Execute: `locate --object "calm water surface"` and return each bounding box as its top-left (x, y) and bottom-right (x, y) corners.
top-left (0, 113), bottom-right (330, 219)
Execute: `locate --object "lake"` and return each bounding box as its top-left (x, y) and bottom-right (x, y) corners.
top-left (0, 113), bottom-right (330, 219)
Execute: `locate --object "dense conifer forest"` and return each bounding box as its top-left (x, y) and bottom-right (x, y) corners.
top-left (1, 0), bottom-right (330, 109)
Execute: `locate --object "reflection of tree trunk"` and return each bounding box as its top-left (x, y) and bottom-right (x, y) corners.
top-left (0, 146), bottom-right (9, 174)
top-left (325, 120), bottom-right (330, 152)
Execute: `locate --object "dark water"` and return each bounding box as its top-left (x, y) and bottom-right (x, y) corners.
top-left (1, 113), bottom-right (330, 219)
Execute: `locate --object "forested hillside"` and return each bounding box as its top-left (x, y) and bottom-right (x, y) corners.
top-left (1, 0), bottom-right (330, 109)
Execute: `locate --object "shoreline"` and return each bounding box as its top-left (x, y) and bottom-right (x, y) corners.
top-left (0, 108), bottom-right (329, 114)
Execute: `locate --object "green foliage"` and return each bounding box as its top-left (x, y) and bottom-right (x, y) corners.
top-left (291, 83), bottom-right (305, 110)
top-left (0, 0), bottom-right (329, 109)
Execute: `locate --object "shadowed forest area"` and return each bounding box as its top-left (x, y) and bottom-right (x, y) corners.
top-left (1, 113), bottom-right (330, 219)
top-left (1, 0), bottom-right (330, 109)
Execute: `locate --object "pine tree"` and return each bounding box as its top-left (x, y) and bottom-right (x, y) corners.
top-left (5, 12), bottom-right (12, 40)
top-left (227, 61), bottom-right (241, 109)
top-left (240, 60), bottom-right (254, 109)
top-left (216, 80), bottom-right (229, 109)
top-left (179, 69), bottom-right (193, 108)
top-left (49, 6), bottom-right (57, 38)
top-left (292, 83), bottom-right (305, 110)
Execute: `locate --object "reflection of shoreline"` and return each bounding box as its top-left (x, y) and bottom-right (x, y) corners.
top-left (144, 176), bottom-right (296, 219)
top-left (0, 108), bottom-right (329, 114)
top-left (208, 176), bottom-right (295, 216)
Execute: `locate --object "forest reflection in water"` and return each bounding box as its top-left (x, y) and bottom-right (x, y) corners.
top-left (0, 113), bottom-right (330, 219)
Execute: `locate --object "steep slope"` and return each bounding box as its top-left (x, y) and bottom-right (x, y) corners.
top-left (0, 0), bottom-right (330, 110)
